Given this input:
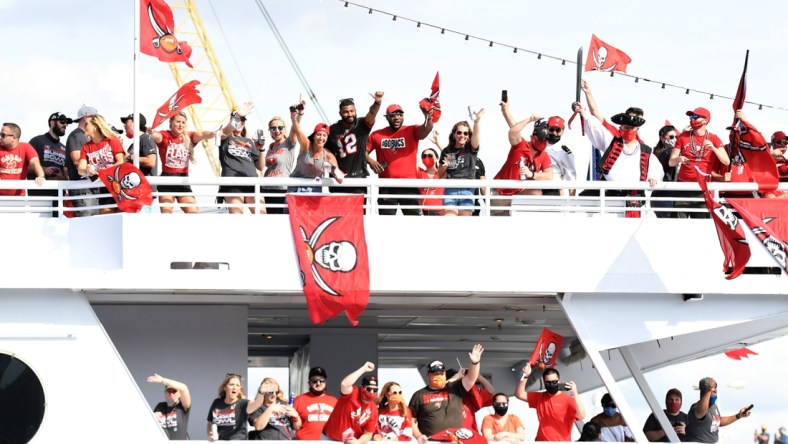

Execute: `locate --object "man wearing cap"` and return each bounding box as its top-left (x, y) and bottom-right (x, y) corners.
top-left (515, 365), bottom-right (586, 442)
top-left (323, 361), bottom-right (379, 443)
top-left (408, 344), bottom-right (484, 444)
top-left (28, 113), bottom-right (71, 215)
top-left (0, 122), bottom-right (45, 196)
top-left (147, 373), bottom-right (192, 440)
top-left (771, 131), bottom-right (788, 185)
top-left (65, 105), bottom-right (99, 216)
top-left (685, 377), bottom-right (752, 443)
top-left (642, 388), bottom-right (688, 442)
top-left (121, 113), bottom-right (158, 176)
top-left (669, 107), bottom-right (729, 218)
top-left (544, 116), bottom-right (577, 196)
top-left (292, 366), bottom-right (338, 440)
top-left (367, 104), bottom-right (433, 215)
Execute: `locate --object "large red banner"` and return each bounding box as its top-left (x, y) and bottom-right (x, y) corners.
top-left (98, 163), bottom-right (153, 213)
top-left (727, 198), bottom-right (788, 274)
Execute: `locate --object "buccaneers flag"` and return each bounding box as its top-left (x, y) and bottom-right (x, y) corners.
top-left (286, 194), bottom-right (370, 326)
top-left (692, 165), bottom-right (751, 279)
top-left (151, 80), bottom-right (202, 129)
top-left (418, 71), bottom-right (442, 123)
top-left (725, 120), bottom-right (779, 194)
top-left (585, 34), bottom-right (632, 74)
top-left (98, 163), bottom-right (153, 213)
top-left (140, 0), bottom-right (193, 67)
top-left (725, 347), bottom-right (758, 360)
top-left (431, 428), bottom-right (488, 444)
top-left (529, 328), bottom-right (564, 369)
top-left (727, 198), bottom-right (788, 274)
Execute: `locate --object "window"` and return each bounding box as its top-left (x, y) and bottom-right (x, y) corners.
top-left (0, 353), bottom-right (45, 443)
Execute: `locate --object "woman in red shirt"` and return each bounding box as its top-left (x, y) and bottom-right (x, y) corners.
top-left (417, 146), bottom-right (443, 216)
top-left (374, 381), bottom-right (413, 441)
top-left (77, 115), bottom-right (125, 215)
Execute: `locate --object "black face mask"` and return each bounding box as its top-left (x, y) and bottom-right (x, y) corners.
top-left (544, 381), bottom-right (560, 394)
top-left (547, 133), bottom-right (561, 144)
top-left (493, 403), bottom-right (508, 416)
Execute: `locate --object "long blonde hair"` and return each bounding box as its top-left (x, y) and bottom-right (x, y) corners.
top-left (261, 377), bottom-right (287, 403)
top-left (170, 111), bottom-right (196, 162)
top-left (85, 115), bottom-right (119, 141)
top-left (217, 373), bottom-right (246, 400)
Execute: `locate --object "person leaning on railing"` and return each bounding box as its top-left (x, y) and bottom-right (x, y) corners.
top-left (436, 109), bottom-right (485, 217)
top-left (217, 102), bottom-right (263, 215)
top-left (0, 122), bottom-right (45, 197)
top-left (77, 115), bottom-right (125, 215)
top-left (261, 110), bottom-right (300, 214)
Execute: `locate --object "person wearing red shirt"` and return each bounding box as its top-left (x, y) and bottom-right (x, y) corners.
top-left (514, 365), bottom-right (586, 442)
top-left (77, 115), bottom-right (125, 214)
top-left (323, 362), bottom-right (379, 444)
top-left (668, 107), bottom-right (729, 218)
top-left (374, 381), bottom-right (414, 441)
top-left (0, 122), bottom-right (45, 196)
top-left (367, 104), bottom-right (433, 215)
top-left (416, 147), bottom-right (443, 216)
top-left (292, 366), bottom-right (338, 440)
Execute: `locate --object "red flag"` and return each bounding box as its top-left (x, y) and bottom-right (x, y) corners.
top-left (151, 80), bottom-right (202, 129)
top-left (529, 328), bottom-right (564, 369)
top-left (140, 0), bottom-right (193, 67)
top-left (286, 194), bottom-right (370, 326)
top-left (98, 163), bottom-right (153, 213)
top-left (585, 34), bottom-right (632, 73)
top-left (692, 164), bottom-right (751, 279)
top-left (431, 428), bottom-right (487, 444)
top-left (731, 50), bottom-right (749, 127)
top-left (727, 198), bottom-right (788, 274)
top-left (418, 71), bottom-right (441, 123)
top-left (724, 347), bottom-right (758, 360)
top-left (726, 120), bottom-right (779, 194)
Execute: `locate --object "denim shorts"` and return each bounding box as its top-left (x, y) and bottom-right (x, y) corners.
top-left (444, 187), bottom-right (474, 207)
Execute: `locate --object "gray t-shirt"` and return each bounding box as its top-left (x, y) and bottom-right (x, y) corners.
top-left (263, 139), bottom-right (297, 190)
top-left (65, 128), bottom-right (89, 181)
top-left (685, 402), bottom-right (721, 443)
top-left (219, 135), bottom-right (260, 178)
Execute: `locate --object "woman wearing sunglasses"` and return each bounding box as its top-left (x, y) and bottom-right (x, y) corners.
top-left (323, 361), bottom-right (378, 443)
top-left (651, 125), bottom-right (678, 218)
top-left (437, 109), bottom-right (485, 216)
top-left (262, 107), bottom-right (300, 214)
top-left (417, 140), bottom-right (444, 216)
top-left (206, 373), bottom-right (270, 441)
top-left (374, 381), bottom-right (414, 441)
top-left (289, 101), bottom-right (344, 194)
top-left (249, 377), bottom-right (301, 440)
top-left (217, 102), bottom-right (262, 214)
top-left (148, 373), bottom-right (192, 440)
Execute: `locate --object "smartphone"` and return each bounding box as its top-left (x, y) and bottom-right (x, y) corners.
top-left (467, 106), bottom-right (473, 120)
top-left (501, 90), bottom-right (508, 103)
top-left (744, 404), bottom-right (754, 412)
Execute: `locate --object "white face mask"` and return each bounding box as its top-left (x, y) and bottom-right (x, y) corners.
top-left (665, 137), bottom-right (676, 148)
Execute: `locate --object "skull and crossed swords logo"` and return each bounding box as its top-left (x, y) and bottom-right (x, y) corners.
top-left (105, 168), bottom-right (142, 203)
top-left (299, 216), bottom-right (358, 296)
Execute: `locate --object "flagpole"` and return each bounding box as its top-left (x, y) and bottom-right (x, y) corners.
top-left (132, 0), bottom-right (141, 169)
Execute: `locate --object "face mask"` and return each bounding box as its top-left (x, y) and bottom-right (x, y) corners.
top-left (709, 394), bottom-right (717, 406)
top-left (665, 137), bottom-right (676, 148)
top-left (493, 403), bottom-right (508, 416)
top-left (666, 400), bottom-right (682, 414)
top-left (361, 388), bottom-right (377, 401)
top-left (530, 136), bottom-right (547, 152)
top-left (429, 374), bottom-right (447, 389)
top-left (547, 134), bottom-right (561, 144)
top-left (603, 406), bottom-right (617, 417)
top-left (388, 394), bottom-right (403, 405)
top-left (620, 128), bottom-right (638, 143)
top-left (690, 119), bottom-right (704, 130)
top-left (309, 387), bottom-right (325, 396)
top-left (422, 157), bottom-right (435, 168)
top-left (544, 381), bottom-right (560, 395)
top-left (126, 130), bottom-right (133, 139)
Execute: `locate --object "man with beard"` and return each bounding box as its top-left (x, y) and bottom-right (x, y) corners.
top-left (292, 366), bottom-right (337, 440)
top-left (514, 364), bottom-right (585, 442)
top-left (367, 104), bottom-right (433, 215)
top-left (120, 113), bottom-right (158, 176)
top-left (28, 113), bottom-right (71, 215)
top-left (326, 93), bottom-right (384, 197)
top-left (1, 122), bottom-right (45, 196)
top-left (685, 377), bottom-right (752, 443)
top-left (408, 344), bottom-right (484, 444)
top-left (323, 362), bottom-right (379, 444)
top-left (491, 99), bottom-right (554, 216)
top-left (642, 388), bottom-right (688, 442)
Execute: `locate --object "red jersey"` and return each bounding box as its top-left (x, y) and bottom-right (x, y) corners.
top-left (494, 139), bottom-right (552, 196)
top-left (526, 391), bottom-right (578, 442)
top-left (0, 142), bottom-right (38, 196)
top-left (416, 168), bottom-right (443, 213)
top-left (461, 386), bottom-right (493, 430)
top-left (367, 125), bottom-right (421, 179)
top-left (157, 130), bottom-right (195, 174)
top-left (675, 130), bottom-right (724, 182)
top-left (292, 392), bottom-right (338, 440)
top-left (80, 137), bottom-right (124, 172)
top-left (376, 405), bottom-right (413, 441)
top-left (323, 386), bottom-right (378, 441)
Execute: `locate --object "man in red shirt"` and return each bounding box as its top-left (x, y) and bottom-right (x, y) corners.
top-left (367, 104), bottom-right (433, 215)
top-left (514, 365), bottom-right (586, 441)
top-left (293, 366), bottom-right (338, 440)
top-left (0, 122), bottom-right (45, 196)
top-left (323, 362), bottom-right (379, 444)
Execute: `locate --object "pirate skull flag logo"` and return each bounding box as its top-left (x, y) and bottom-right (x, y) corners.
top-left (98, 163), bottom-right (153, 213)
top-left (300, 216), bottom-right (358, 296)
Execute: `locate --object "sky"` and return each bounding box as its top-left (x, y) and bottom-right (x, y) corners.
top-left (4, 1), bottom-right (786, 442)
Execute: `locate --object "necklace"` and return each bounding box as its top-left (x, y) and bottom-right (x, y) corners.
top-left (622, 142), bottom-right (639, 156)
top-left (689, 130), bottom-right (709, 161)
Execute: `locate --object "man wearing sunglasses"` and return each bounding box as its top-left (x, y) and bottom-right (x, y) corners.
top-left (0, 122), bottom-right (46, 197)
top-left (514, 364), bottom-right (585, 441)
top-left (28, 113), bottom-right (72, 215)
top-left (293, 366), bottom-right (337, 440)
top-left (323, 361), bottom-right (379, 444)
top-left (147, 373), bottom-right (192, 440)
top-left (685, 377), bottom-right (752, 443)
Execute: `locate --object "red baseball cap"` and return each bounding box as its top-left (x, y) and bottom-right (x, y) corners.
top-left (772, 131), bottom-right (788, 143)
top-left (547, 116), bottom-right (565, 129)
top-left (686, 107), bottom-right (711, 121)
top-left (386, 104), bottom-right (404, 115)
top-left (313, 123), bottom-right (330, 135)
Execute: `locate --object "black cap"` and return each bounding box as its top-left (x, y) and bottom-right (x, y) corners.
top-left (121, 113), bottom-right (148, 130)
top-left (360, 376), bottom-right (378, 388)
top-left (309, 367), bottom-right (327, 379)
top-left (48, 112), bottom-right (74, 124)
top-left (427, 360), bottom-right (446, 373)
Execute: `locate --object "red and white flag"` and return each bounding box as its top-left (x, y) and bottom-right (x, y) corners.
top-left (151, 80), bottom-right (202, 129)
top-left (431, 428), bottom-right (487, 444)
top-left (418, 71), bottom-right (441, 123)
top-left (727, 198), bottom-right (788, 274)
top-left (725, 347), bottom-right (758, 360)
top-left (725, 120), bottom-right (779, 194)
top-left (98, 163), bottom-right (153, 213)
top-left (529, 328), bottom-right (564, 369)
top-left (286, 194), bottom-right (370, 325)
top-left (140, 0), bottom-right (193, 67)
top-left (585, 34), bottom-right (632, 74)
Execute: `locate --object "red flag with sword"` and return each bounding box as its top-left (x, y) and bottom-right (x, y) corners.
top-left (140, 0), bottom-right (193, 67)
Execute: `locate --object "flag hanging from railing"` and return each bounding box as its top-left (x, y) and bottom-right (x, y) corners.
top-left (727, 198), bottom-right (788, 275)
top-left (140, 0), bottom-right (193, 67)
top-left (98, 163), bottom-right (153, 213)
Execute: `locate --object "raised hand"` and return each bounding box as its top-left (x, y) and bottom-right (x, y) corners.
top-left (468, 344), bottom-right (484, 363)
top-left (236, 101), bottom-right (254, 118)
top-left (370, 91), bottom-right (385, 102)
top-left (473, 108), bottom-right (485, 122)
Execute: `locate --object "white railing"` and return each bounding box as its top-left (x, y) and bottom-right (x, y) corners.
top-left (0, 177), bottom-right (780, 217)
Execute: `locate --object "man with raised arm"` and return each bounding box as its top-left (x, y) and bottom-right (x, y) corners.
top-left (685, 377), bottom-right (752, 443)
top-left (148, 373), bottom-right (192, 440)
top-left (323, 362), bottom-right (379, 444)
top-left (514, 364), bottom-right (585, 442)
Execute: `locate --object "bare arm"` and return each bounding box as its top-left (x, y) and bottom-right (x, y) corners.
top-left (567, 381), bottom-right (586, 420)
top-left (341, 361), bottom-right (375, 395)
top-left (291, 108), bottom-right (310, 156)
top-left (513, 364), bottom-right (531, 403)
top-left (470, 109), bottom-right (484, 149)
top-left (720, 406), bottom-right (751, 427)
top-left (668, 147), bottom-right (686, 168)
top-left (29, 158), bottom-right (45, 185)
top-left (461, 344), bottom-right (484, 391)
top-left (500, 101), bottom-right (516, 128)
top-left (476, 373), bottom-right (495, 394)
top-left (581, 80), bottom-right (604, 122)
top-left (534, 167), bottom-right (554, 181)
top-left (246, 382), bottom-right (276, 415)
top-left (364, 92), bottom-right (384, 128)
top-left (508, 115), bottom-right (540, 146)
top-left (147, 374), bottom-right (192, 410)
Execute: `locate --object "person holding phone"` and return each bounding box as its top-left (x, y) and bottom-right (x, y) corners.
top-left (642, 388), bottom-right (688, 442)
top-left (685, 377), bottom-right (752, 443)
top-left (514, 364), bottom-right (585, 442)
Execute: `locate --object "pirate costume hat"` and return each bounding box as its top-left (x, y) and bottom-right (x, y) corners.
top-left (610, 112), bottom-right (646, 128)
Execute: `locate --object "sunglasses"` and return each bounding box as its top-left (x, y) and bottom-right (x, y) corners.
top-left (774, 140), bottom-right (788, 146)
top-left (266, 391), bottom-right (277, 396)
top-left (455, 131), bottom-right (469, 136)
top-left (389, 390), bottom-right (402, 395)
top-left (309, 378), bottom-right (326, 384)
top-left (689, 114), bottom-right (705, 121)
top-left (0, 133), bottom-right (13, 138)
top-left (422, 153), bottom-right (435, 159)
top-left (226, 372), bottom-right (242, 380)
top-left (166, 388), bottom-right (178, 394)
top-left (667, 135), bottom-right (677, 140)
top-left (388, 112), bottom-right (404, 117)
top-left (270, 126), bottom-right (285, 131)
top-left (364, 386), bottom-right (379, 393)
top-left (493, 402), bottom-right (508, 407)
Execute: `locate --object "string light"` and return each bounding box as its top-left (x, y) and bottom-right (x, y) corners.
top-left (561, 59), bottom-right (566, 66)
top-left (489, 41), bottom-right (493, 48)
top-left (368, 8), bottom-right (372, 14)
top-left (686, 89), bottom-right (690, 94)
top-left (441, 28), bottom-right (445, 34)
top-left (513, 48), bottom-right (517, 54)
top-left (759, 104), bottom-right (763, 110)
top-left (710, 94), bottom-right (714, 100)
top-left (635, 77), bottom-right (639, 83)
top-left (610, 71), bottom-right (615, 77)
top-left (392, 15), bottom-right (396, 21)
top-left (344, 1), bottom-right (348, 6)
top-left (661, 83), bottom-right (665, 89)
top-left (537, 53), bottom-right (542, 60)
top-left (416, 21), bottom-right (421, 29)
top-left (465, 34), bottom-right (469, 41)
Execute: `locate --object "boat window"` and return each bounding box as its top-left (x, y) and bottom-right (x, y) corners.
top-left (0, 353), bottom-right (45, 443)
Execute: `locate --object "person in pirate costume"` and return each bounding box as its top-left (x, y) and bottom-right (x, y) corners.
top-left (573, 80), bottom-right (663, 217)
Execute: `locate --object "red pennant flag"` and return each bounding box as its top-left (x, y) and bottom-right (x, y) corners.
top-left (585, 34), bottom-right (632, 74)
top-left (529, 328), bottom-right (564, 369)
top-left (151, 80), bottom-right (202, 129)
top-left (98, 163), bottom-right (153, 213)
top-left (418, 71), bottom-right (441, 123)
top-left (692, 164), bottom-right (751, 279)
top-left (724, 347), bottom-right (758, 360)
top-left (140, 0), bottom-right (193, 67)
top-left (286, 194), bottom-right (370, 326)
top-left (731, 51), bottom-right (749, 127)
top-left (431, 428), bottom-right (488, 444)
top-left (727, 198), bottom-right (788, 274)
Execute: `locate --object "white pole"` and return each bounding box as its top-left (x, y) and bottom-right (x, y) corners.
top-left (132, 0), bottom-right (141, 168)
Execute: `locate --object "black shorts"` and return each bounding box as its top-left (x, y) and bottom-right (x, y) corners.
top-left (159, 172), bottom-right (192, 194)
top-left (218, 185), bottom-right (255, 195)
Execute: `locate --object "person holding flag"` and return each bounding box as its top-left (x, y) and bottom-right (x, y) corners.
top-left (77, 115), bottom-right (126, 215)
top-left (514, 364), bottom-right (585, 442)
